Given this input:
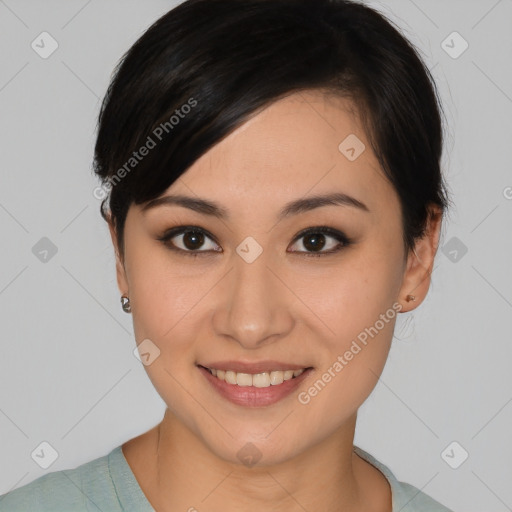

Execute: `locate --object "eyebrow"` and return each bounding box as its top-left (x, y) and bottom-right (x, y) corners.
top-left (141, 192), bottom-right (370, 220)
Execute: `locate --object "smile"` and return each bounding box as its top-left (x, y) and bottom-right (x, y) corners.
top-left (198, 364), bottom-right (313, 407)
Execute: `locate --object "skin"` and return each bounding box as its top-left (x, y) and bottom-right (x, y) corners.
top-left (108, 90), bottom-right (442, 512)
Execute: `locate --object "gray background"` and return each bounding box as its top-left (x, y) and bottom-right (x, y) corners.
top-left (0, 1), bottom-right (511, 510)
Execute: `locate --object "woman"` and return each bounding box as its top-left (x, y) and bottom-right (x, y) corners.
top-left (0, 0), bottom-right (454, 510)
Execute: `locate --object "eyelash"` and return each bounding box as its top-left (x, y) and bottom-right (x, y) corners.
top-left (156, 225), bottom-right (352, 258)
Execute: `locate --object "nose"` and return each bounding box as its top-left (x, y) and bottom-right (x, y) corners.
top-left (211, 248), bottom-right (294, 349)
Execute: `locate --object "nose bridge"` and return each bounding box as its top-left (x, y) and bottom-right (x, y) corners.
top-left (212, 245), bottom-right (293, 348)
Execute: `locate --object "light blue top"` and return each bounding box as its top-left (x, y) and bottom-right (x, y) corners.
top-left (0, 444), bottom-right (454, 511)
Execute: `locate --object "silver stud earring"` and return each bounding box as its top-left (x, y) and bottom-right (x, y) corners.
top-left (406, 294), bottom-right (416, 302)
top-left (121, 295), bottom-right (131, 313)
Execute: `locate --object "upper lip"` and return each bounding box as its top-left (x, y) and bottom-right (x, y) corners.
top-left (199, 360), bottom-right (312, 374)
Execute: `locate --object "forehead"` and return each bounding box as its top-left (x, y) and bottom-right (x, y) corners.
top-left (157, 90), bottom-right (398, 220)
top-left (201, 90), bottom-right (369, 176)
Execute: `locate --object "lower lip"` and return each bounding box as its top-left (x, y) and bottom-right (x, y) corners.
top-left (198, 366), bottom-right (313, 407)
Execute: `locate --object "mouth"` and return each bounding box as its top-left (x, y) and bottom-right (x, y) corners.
top-left (197, 362), bottom-right (313, 407)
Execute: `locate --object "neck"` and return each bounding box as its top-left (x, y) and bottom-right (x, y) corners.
top-left (123, 408), bottom-right (390, 512)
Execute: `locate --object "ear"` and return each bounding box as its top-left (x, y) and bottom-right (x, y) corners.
top-left (398, 204), bottom-right (443, 313)
top-left (107, 214), bottom-right (129, 297)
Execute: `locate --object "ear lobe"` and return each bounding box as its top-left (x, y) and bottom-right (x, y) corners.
top-left (107, 215), bottom-right (129, 296)
top-left (398, 205), bottom-right (443, 313)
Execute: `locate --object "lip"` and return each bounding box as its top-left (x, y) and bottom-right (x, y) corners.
top-left (197, 364), bottom-right (313, 407)
top-left (200, 360), bottom-right (309, 374)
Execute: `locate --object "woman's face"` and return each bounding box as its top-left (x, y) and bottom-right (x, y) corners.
top-left (112, 90), bottom-right (429, 466)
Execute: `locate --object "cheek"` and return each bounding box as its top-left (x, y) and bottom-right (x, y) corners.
top-left (126, 252), bottom-right (212, 413)
top-left (124, 233), bottom-right (203, 334)
top-left (295, 243), bottom-right (403, 403)
top-left (302, 245), bottom-right (403, 346)
top-left (130, 265), bottom-right (209, 344)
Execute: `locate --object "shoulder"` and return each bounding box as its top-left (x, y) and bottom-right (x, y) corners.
top-left (392, 480), bottom-right (454, 512)
top-left (0, 448), bottom-right (121, 512)
top-left (353, 445), bottom-right (454, 512)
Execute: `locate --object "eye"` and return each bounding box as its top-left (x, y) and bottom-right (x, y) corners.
top-left (157, 225), bottom-right (352, 258)
top-left (157, 226), bottom-right (221, 257)
top-left (288, 226), bottom-right (351, 256)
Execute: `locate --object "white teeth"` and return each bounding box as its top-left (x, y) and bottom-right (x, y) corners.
top-left (225, 370), bottom-right (237, 385)
top-left (236, 373), bottom-right (252, 386)
top-left (269, 371), bottom-right (284, 385)
top-left (206, 367), bottom-right (307, 387)
top-left (283, 370), bottom-right (294, 380)
top-left (253, 372), bottom-right (271, 388)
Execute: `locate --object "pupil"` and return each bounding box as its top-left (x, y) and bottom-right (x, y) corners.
top-left (184, 231), bottom-right (204, 250)
top-left (304, 233), bottom-right (325, 252)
